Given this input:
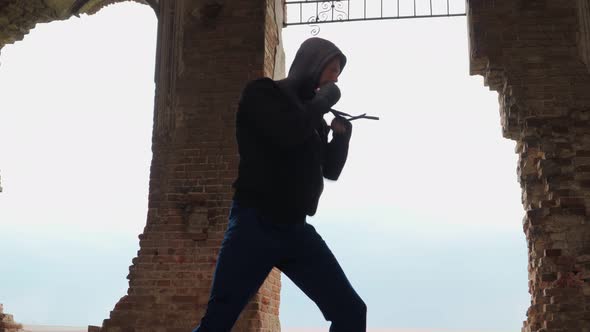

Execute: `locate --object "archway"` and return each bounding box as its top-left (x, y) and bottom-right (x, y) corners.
top-left (0, 1), bottom-right (156, 328)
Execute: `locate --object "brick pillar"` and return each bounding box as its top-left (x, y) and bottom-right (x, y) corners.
top-left (100, 1), bottom-right (284, 331)
top-left (468, 1), bottom-right (590, 331)
top-left (0, 304), bottom-right (23, 332)
top-left (579, 0), bottom-right (590, 71)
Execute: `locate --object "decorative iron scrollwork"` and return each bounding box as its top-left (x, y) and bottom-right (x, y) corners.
top-left (330, 1), bottom-right (348, 21)
top-left (306, 1), bottom-right (349, 35)
top-left (307, 16), bottom-right (321, 36)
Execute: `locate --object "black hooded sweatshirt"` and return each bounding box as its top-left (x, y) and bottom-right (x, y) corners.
top-left (232, 38), bottom-right (351, 224)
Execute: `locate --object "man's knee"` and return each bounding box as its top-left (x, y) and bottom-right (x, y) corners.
top-left (333, 294), bottom-right (367, 322)
top-left (352, 296), bottom-right (367, 318)
top-left (359, 298), bottom-right (367, 316)
top-left (327, 295), bottom-right (366, 332)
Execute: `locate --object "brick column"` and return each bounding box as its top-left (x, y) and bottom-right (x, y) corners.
top-left (579, 0), bottom-right (590, 71)
top-left (468, 1), bottom-right (590, 331)
top-left (100, 1), bottom-right (284, 332)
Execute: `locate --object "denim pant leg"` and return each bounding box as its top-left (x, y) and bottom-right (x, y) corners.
top-left (192, 204), bottom-right (276, 332)
top-left (278, 222), bottom-right (367, 332)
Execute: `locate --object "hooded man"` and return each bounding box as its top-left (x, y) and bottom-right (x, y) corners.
top-left (192, 37), bottom-right (366, 332)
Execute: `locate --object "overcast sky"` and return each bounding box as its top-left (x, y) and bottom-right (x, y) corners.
top-left (0, 3), bottom-right (528, 331)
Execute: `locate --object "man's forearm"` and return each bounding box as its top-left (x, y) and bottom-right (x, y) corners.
top-left (323, 136), bottom-right (350, 180)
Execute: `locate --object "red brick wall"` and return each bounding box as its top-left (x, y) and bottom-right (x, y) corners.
top-left (100, 1), bottom-right (283, 331)
top-left (468, 1), bottom-right (590, 331)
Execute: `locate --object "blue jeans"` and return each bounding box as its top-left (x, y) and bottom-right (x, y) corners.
top-left (192, 201), bottom-right (366, 332)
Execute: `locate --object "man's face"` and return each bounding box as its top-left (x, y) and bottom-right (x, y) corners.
top-left (317, 56), bottom-right (341, 89)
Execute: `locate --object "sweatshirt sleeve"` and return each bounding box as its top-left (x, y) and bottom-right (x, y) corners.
top-left (238, 78), bottom-right (325, 147)
top-left (322, 120), bottom-right (352, 181)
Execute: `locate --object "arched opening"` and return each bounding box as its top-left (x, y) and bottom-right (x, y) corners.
top-left (0, 2), bottom-right (156, 327)
top-left (279, 17), bottom-right (529, 332)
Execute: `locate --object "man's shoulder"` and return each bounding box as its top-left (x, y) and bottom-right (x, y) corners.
top-left (243, 77), bottom-right (279, 92)
top-left (240, 77), bottom-right (283, 103)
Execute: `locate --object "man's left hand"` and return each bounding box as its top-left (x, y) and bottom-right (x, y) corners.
top-left (330, 116), bottom-right (352, 137)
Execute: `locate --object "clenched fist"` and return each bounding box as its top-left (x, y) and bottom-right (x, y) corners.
top-left (331, 116), bottom-right (352, 138)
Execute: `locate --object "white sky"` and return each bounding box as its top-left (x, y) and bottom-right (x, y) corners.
top-left (0, 3), bottom-right (528, 331)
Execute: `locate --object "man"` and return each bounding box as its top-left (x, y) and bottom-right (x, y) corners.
top-left (193, 37), bottom-right (366, 332)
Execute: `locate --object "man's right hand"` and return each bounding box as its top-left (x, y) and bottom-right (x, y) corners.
top-left (312, 82), bottom-right (341, 113)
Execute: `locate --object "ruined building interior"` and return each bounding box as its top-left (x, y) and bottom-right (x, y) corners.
top-left (1, 0), bottom-right (590, 331)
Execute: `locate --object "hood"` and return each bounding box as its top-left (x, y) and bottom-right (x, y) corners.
top-left (278, 37), bottom-right (347, 101)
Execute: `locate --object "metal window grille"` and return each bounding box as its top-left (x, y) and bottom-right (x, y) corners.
top-left (285, 0), bottom-right (466, 27)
